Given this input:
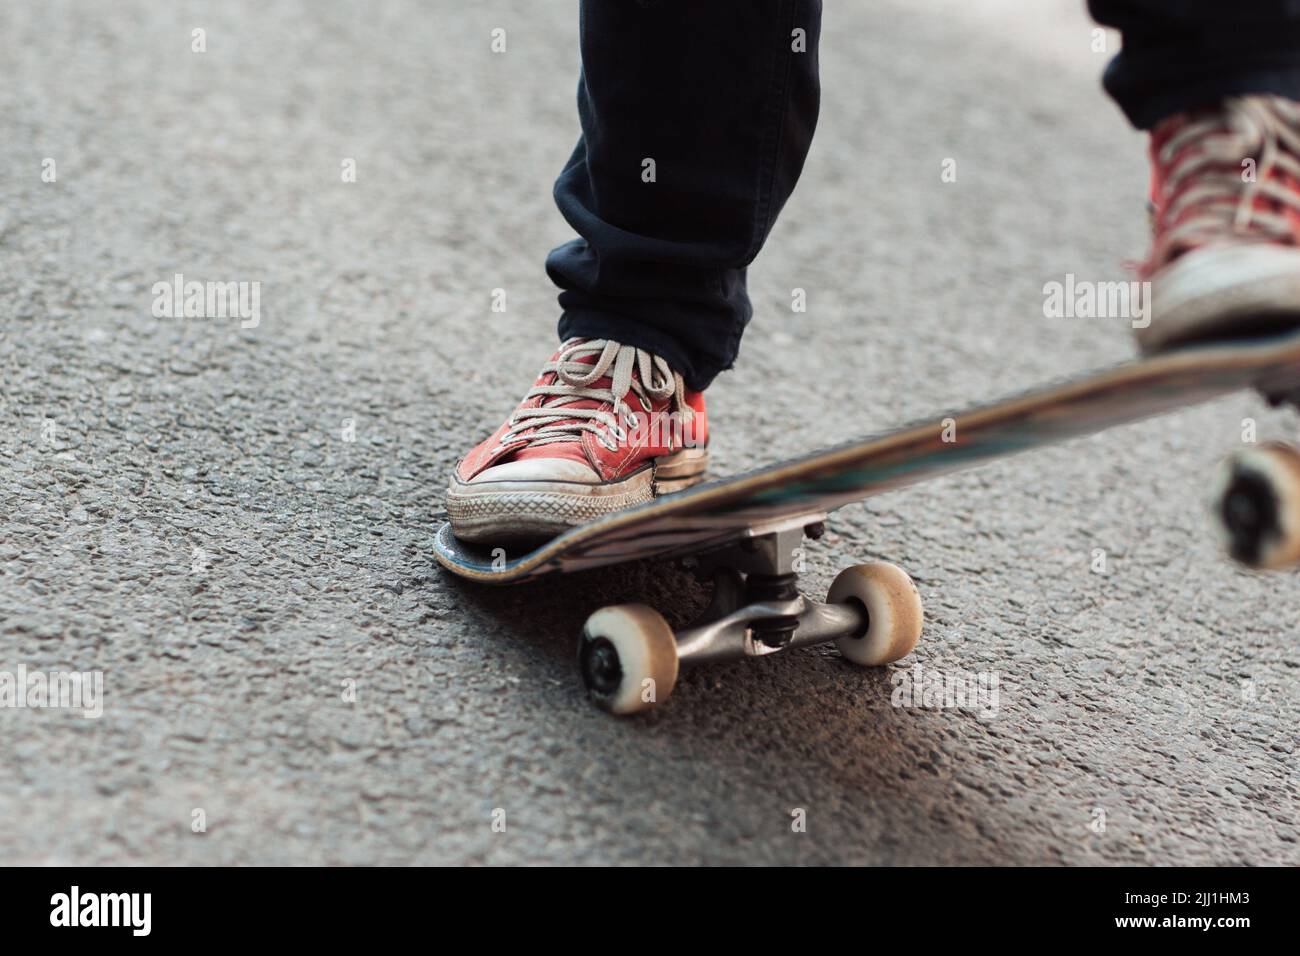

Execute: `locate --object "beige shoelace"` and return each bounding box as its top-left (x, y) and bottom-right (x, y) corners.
top-left (1152, 95), bottom-right (1300, 265)
top-left (501, 339), bottom-right (691, 452)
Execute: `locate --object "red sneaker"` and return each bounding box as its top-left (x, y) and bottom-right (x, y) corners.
top-left (446, 338), bottom-right (708, 543)
top-left (1137, 95), bottom-right (1300, 353)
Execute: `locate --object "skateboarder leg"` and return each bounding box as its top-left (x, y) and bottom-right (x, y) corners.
top-left (448, 0), bottom-right (1300, 544)
top-left (446, 0), bottom-right (822, 542)
top-left (1089, 1), bottom-right (1300, 352)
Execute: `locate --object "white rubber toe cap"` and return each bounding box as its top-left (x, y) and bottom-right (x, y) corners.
top-left (469, 456), bottom-right (602, 485)
top-left (1139, 244), bottom-right (1300, 353)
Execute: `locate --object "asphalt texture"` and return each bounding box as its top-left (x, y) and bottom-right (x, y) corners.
top-left (1, 1), bottom-right (1297, 865)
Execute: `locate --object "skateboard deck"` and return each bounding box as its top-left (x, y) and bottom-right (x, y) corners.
top-left (435, 330), bottom-right (1300, 585)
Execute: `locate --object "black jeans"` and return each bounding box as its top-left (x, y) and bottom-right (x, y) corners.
top-left (546, 0), bottom-right (1300, 391)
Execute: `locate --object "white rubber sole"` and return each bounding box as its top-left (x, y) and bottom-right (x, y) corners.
top-left (446, 446), bottom-right (709, 543)
top-left (1138, 244), bottom-right (1300, 353)
top-left (652, 446), bottom-right (709, 493)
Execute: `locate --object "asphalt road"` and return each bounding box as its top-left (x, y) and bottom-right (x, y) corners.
top-left (1, 0), bottom-right (1297, 865)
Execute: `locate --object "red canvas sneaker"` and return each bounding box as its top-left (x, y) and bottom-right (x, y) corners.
top-left (446, 338), bottom-right (708, 543)
top-left (1137, 95), bottom-right (1300, 353)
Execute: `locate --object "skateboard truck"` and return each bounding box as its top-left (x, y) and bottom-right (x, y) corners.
top-left (577, 516), bottom-right (924, 715)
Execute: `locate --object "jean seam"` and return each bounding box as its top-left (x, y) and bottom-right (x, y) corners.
top-left (745, 0), bottom-right (800, 266)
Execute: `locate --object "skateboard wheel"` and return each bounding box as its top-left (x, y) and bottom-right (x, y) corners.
top-left (578, 604), bottom-right (679, 714)
top-left (1211, 442), bottom-right (1300, 570)
top-left (827, 562), bottom-right (923, 666)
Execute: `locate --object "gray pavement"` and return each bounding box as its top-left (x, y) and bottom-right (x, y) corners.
top-left (1, 0), bottom-right (1297, 865)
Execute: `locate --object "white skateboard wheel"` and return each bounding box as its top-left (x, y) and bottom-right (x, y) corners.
top-left (828, 562), bottom-right (923, 666)
top-left (578, 604), bottom-right (679, 714)
top-left (1211, 442), bottom-right (1300, 570)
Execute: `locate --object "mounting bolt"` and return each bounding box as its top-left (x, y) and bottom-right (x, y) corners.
top-left (804, 521), bottom-right (825, 540)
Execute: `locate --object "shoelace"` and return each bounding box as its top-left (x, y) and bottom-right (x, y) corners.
top-left (501, 339), bottom-right (691, 452)
top-left (1151, 96), bottom-right (1300, 267)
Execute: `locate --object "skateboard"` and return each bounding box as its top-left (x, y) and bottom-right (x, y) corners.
top-left (434, 330), bottom-right (1300, 714)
